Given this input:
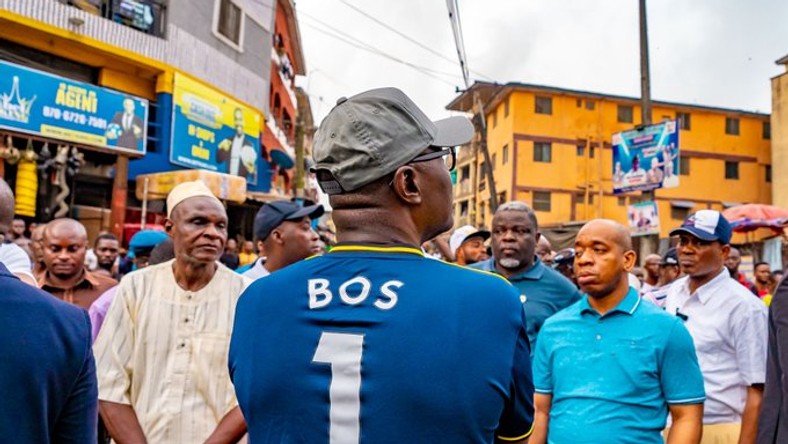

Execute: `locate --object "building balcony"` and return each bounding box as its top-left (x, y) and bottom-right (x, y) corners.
top-left (454, 179), bottom-right (473, 198)
top-left (271, 50), bottom-right (298, 108)
top-left (266, 115), bottom-right (295, 155)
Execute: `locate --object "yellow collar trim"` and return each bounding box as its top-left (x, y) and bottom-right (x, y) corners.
top-left (329, 245), bottom-right (424, 256)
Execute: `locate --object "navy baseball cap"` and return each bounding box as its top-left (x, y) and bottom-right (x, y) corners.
top-left (553, 248), bottom-right (575, 266)
top-left (669, 210), bottom-right (732, 244)
top-left (660, 248), bottom-right (678, 266)
top-left (254, 201), bottom-right (325, 241)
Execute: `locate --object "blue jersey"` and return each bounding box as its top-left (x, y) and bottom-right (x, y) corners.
top-left (230, 245), bottom-right (535, 443)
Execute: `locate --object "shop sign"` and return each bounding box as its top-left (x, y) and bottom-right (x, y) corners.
top-left (0, 60), bottom-right (148, 155)
top-left (170, 73), bottom-right (262, 185)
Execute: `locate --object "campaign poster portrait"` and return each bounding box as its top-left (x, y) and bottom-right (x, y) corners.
top-left (170, 73), bottom-right (262, 185)
top-left (628, 200), bottom-right (661, 237)
top-left (0, 60), bottom-right (148, 155)
top-left (612, 120), bottom-right (679, 194)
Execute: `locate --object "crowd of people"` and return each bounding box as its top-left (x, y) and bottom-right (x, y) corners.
top-left (1, 86), bottom-right (787, 444)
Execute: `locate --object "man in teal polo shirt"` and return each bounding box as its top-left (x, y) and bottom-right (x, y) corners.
top-left (471, 201), bottom-right (582, 351)
top-left (530, 219), bottom-right (705, 444)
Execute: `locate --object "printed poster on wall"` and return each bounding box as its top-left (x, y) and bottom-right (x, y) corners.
top-left (170, 73), bottom-right (262, 185)
top-left (0, 60), bottom-right (148, 155)
top-left (628, 200), bottom-right (661, 237)
top-left (612, 120), bottom-right (679, 194)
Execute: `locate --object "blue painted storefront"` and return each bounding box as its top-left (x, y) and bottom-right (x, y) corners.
top-left (128, 92), bottom-right (274, 193)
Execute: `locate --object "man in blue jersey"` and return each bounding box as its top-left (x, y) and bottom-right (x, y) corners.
top-left (230, 87), bottom-right (535, 443)
top-left (531, 219), bottom-right (704, 444)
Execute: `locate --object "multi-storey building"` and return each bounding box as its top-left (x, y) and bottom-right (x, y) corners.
top-left (448, 82), bottom-right (771, 244)
top-left (0, 0), bottom-right (305, 241)
top-left (773, 54), bottom-right (788, 211)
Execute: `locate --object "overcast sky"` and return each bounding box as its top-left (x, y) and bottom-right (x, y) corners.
top-left (294, 0), bottom-right (788, 125)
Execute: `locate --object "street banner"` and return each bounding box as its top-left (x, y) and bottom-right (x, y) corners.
top-left (612, 120), bottom-right (679, 194)
top-left (0, 60), bottom-right (148, 155)
top-left (628, 200), bottom-right (660, 237)
top-left (170, 73), bottom-right (262, 185)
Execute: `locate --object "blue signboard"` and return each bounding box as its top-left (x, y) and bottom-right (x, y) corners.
top-left (170, 73), bottom-right (262, 185)
top-left (612, 120), bottom-right (680, 194)
top-left (0, 61), bottom-right (148, 155)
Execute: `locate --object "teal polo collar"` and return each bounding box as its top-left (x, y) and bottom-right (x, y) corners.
top-left (580, 286), bottom-right (641, 318)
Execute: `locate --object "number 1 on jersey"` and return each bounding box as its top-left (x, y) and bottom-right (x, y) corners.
top-left (312, 332), bottom-right (365, 444)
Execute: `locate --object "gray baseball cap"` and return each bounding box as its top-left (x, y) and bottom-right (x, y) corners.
top-left (311, 87), bottom-right (474, 195)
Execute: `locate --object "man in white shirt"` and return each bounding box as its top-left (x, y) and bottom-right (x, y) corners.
top-left (0, 179), bottom-right (36, 286)
top-left (95, 180), bottom-right (250, 444)
top-left (242, 200), bottom-right (323, 280)
top-left (665, 210), bottom-right (767, 444)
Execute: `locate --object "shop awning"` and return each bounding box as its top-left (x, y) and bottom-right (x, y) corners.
top-left (136, 170), bottom-right (247, 203)
top-left (247, 191), bottom-right (289, 203)
top-left (670, 200), bottom-right (695, 209)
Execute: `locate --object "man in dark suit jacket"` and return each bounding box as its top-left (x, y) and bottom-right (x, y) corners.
top-left (759, 274), bottom-right (788, 444)
top-left (0, 262), bottom-right (98, 442)
top-left (2, 179), bottom-right (97, 441)
top-left (217, 107), bottom-right (256, 179)
top-left (109, 98), bottom-right (143, 150)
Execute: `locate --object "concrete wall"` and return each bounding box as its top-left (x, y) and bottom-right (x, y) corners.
top-left (168, 0), bottom-right (274, 110)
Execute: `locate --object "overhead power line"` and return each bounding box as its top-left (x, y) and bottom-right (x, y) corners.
top-left (298, 11), bottom-right (463, 88)
top-left (336, 0), bottom-right (494, 82)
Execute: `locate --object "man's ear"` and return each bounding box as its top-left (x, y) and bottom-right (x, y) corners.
top-left (391, 166), bottom-right (422, 205)
top-left (721, 244), bottom-right (731, 260)
top-left (271, 228), bottom-right (285, 246)
top-left (622, 249), bottom-right (637, 272)
top-left (164, 219), bottom-right (174, 237)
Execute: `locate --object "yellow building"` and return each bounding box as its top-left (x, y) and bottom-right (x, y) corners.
top-left (448, 82), bottom-right (772, 242)
top-left (773, 55), bottom-right (788, 211)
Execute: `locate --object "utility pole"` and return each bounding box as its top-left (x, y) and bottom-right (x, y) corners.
top-left (447, 0), bottom-right (498, 212)
top-left (639, 0), bottom-right (652, 127)
top-left (293, 114), bottom-right (305, 201)
top-left (639, 0), bottom-right (659, 256)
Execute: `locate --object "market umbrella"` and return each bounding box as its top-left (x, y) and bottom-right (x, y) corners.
top-left (723, 204), bottom-right (788, 223)
top-left (723, 204), bottom-right (788, 246)
top-left (728, 217), bottom-right (788, 233)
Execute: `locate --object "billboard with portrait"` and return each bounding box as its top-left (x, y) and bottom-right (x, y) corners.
top-left (0, 60), bottom-right (148, 155)
top-left (612, 120), bottom-right (679, 194)
top-left (170, 73), bottom-right (262, 185)
top-left (628, 200), bottom-right (660, 237)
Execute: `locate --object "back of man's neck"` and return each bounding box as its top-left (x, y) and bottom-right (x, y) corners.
top-left (333, 207), bottom-right (422, 248)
